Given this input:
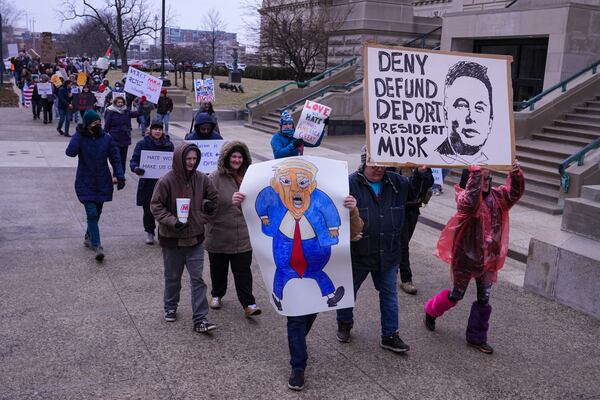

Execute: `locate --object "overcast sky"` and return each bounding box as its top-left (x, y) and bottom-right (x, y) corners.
top-left (15, 0), bottom-right (259, 47)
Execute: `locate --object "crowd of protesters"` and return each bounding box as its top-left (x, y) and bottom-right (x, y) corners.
top-left (9, 51), bottom-right (525, 392)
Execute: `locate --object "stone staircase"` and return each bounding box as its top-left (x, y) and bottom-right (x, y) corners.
top-left (247, 110), bottom-right (282, 134)
top-left (562, 185), bottom-right (600, 241)
top-left (163, 87), bottom-right (194, 122)
top-left (445, 94), bottom-right (600, 214)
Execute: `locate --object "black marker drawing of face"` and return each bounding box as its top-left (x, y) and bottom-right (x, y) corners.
top-left (443, 61), bottom-right (494, 156)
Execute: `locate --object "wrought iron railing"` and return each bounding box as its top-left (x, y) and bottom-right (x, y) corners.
top-left (559, 138), bottom-right (600, 193)
top-left (278, 78), bottom-right (363, 113)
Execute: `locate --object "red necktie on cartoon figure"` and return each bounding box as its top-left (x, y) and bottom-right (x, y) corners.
top-left (290, 219), bottom-right (307, 277)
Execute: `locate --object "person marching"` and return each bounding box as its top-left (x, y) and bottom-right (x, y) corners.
top-left (56, 79), bottom-right (74, 137)
top-left (423, 162), bottom-right (524, 354)
top-left (270, 110), bottom-right (326, 159)
top-left (156, 89), bottom-right (174, 134)
top-left (129, 120), bottom-right (174, 245)
top-left (104, 96), bottom-right (142, 178)
top-left (205, 141), bottom-right (261, 317)
top-left (65, 110), bottom-right (126, 261)
top-left (150, 142), bottom-right (219, 334)
top-left (185, 112), bottom-right (223, 140)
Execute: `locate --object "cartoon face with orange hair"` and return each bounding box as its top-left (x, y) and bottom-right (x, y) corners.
top-left (270, 160), bottom-right (318, 220)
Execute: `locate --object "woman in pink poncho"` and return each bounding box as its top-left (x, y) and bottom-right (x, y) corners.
top-left (424, 162), bottom-right (524, 354)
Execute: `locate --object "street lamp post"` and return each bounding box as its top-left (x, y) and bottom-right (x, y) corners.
top-left (0, 13), bottom-right (4, 86)
top-left (160, 0), bottom-right (166, 79)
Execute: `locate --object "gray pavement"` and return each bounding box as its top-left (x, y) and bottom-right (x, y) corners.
top-left (1, 107), bottom-right (599, 400)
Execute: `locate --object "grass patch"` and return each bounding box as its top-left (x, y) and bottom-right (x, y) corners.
top-left (105, 70), bottom-right (290, 110)
top-left (0, 84), bottom-right (19, 107)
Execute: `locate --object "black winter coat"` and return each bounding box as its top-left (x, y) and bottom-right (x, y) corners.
top-left (349, 170), bottom-right (424, 272)
top-left (130, 135), bottom-right (175, 206)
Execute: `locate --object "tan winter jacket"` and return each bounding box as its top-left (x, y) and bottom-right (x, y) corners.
top-left (205, 141), bottom-right (252, 254)
top-left (150, 142), bottom-right (218, 247)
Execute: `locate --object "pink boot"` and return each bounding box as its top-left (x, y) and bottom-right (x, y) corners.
top-left (424, 289), bottom-right (457, 331)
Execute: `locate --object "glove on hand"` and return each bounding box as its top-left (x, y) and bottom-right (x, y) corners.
top-left (294, 138), bottom-right (304, 148)
top-left (117, 180), bottom-right (126, 190)
top-left (134, 167), bottom-right (145, 176)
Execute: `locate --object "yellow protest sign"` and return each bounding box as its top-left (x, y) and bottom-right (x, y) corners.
top-left (77, 72), bottom-right (88, 87)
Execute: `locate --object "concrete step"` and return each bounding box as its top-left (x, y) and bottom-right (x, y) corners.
top-left (573, 107), bottom-right (600, 115)
top-left (254, 118), bottom-right (279, 132)
top-left (244, 123), bottom-right (274, 135)
top-left (581, 185), bottom-right (600, 202)
top-left (562, 197), bottom-right (600, 240)
top-left (585, 100), bottom-right (600, 107)
top-left (516, 150), bottom-right (564, 168)
top-left (516, 140), bottom-right (580, 159)
top-left (564, 113), bottom-right (600, 123)
top-left (169, 105), bottom-right (194, 122)
top-left (261, 115), bottom-right (281, 124)
top-left (531, 132), bottom-right (591, 147)
top-left (553, 119), bottom-right (600, 132)
top-left (542, 126), bottom-right (600, 140)
top-left (518, 160), bottom-right (560, 178)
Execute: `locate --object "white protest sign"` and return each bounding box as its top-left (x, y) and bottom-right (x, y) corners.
top-left (71, 86), bottom-right (80, 95)
top-left (93, 91), bottom-right (109, 107)
top-left (294, 100), bottom-right (331, 145)
top-left (96, 57), bottom-right (109, 71)
top-left (112, 92), bottom-right (126, 101)
top-left (432, 168), bottom-right (444, 186)
top-left (139, 150), bottom-right (173, 179)
top-left (124, 66), bottom-right (163, 104)
top-left (8, 44), bottom-right (18, 57)
top-left (239, 156), bottom-right (353, 316)
top-left (37, 82), bottom-right (53, 96)
top-left (4, 61), bottom-right (12, 70)
top-left (185, 140), bottom-right (225, 174)
top-left (364, 44), bottom-right (515, 169)
top-left (194, 78), bottom-right (215, 103)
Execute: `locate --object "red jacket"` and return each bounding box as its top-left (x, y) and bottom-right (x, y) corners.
top-left (435, 166), bottom-right (524, 282)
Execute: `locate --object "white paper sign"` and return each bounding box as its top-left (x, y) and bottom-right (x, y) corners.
top-left (185, 140), bottom-right (225, 174)
top-left (432, 168), bottom-right (444, 186)
top-left (239, 156), bottom-right (354, 316)
top-left (194, 78), bottom-right (215, 103)
top-left (8, 44), bottom-right (18, 57)
top-left (112, 92), bottom-right (126, 101)
top-left (37, 82), bottom-right (53, 96)
top-left (139, 150), bottom-right (174, 179)
top-left (124, 66), bottom-right (163, 104)
top-left (365, 44), bottom-right (514, 169)
top-left (93, 91), bottom-right (109, 107)
top-left (294, 100), bottom-right (331, 145)
top-left (4, 61), bottom-right (11, 70)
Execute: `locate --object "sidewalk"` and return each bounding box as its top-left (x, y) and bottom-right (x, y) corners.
top-left (1, 107), bottom-right (599, 400)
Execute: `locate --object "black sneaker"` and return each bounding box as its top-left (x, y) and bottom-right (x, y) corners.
top-left (327, 286), bottom-right (345, 307)
top-left (83, 233), bottom-right (91, 248)
top-left (468, 341), bottom-right (494, 354)
top-left (425, 313), bottom-right (436, 331)
top-left (93, 246), bottom-right (104, 261)
top-left (57, 128), bottom-right (64, 136)
top-left (380, 332), bottom-right (410, 353)
top-left (336, 321), bottom-right (353, 343)
top-left (193, 319), bottom-right (217, 334)
top-left (164, 310), bottom-right (177, 322)
top-left (287, 370), bottom-right (305, 391)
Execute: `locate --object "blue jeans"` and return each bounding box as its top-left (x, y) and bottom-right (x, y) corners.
top-left (84, 202), bottom-right (104, 247)
top-left (157, 113), bottom-right (170, 133)
top-left (57, 108), bottom-right (71, 135)
top-left (336, 265), bottom-right (399, 337)
top-left (287, 313), bottom-right (317, 372)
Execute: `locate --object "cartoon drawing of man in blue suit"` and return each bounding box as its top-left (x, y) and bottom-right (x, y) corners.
top-left (255, 159), bottom-right (345, 310)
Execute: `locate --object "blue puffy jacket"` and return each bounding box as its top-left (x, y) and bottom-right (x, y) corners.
top-left (103, 107), bottom-right (142, 147)
top-left (65, 125), bottom-right (125, 203)
top-left (270, 129), bottom-right (324, 159)
top-left (130, 135), bottom-right (175, 206)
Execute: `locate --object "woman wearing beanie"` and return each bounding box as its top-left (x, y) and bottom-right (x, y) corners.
top-left (270, 110), bottom-right (327, 159)
top-left (65, 110), bottom-right (126, 261)
top-left (129, 120), bottom-right (174, 244)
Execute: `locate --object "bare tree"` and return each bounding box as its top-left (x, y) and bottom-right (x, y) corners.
top-left (166, 45), bottom-right (198, 89)
top-left (249, 0), bottom-right (350, 81)
top-left (202, 8), bottom-right (226, 77)
top-left (0, 0), bottom-right (23, 39)
top-left (62, 18), bottom-right (111, 58)
top-left (60, 0), bottom-right (157, 72)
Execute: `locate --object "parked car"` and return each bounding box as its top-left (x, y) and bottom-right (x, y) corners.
top-left (152, 59), bottom-right (175, 72)
top-left (192, 63), bottom-right (205, 72)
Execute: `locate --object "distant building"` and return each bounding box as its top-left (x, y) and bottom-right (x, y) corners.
top-left (161, 27), bottom-right (246, 64)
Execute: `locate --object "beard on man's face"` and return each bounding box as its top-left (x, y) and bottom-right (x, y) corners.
top-left (449, 121), bottom-right (488, 156)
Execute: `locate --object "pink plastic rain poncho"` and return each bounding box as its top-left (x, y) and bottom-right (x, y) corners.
top-left (435, 166), bottom-right (525, 284)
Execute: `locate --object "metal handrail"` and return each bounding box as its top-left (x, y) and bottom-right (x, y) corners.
top-left (514, 59), bottom-right (600, 111)
top-left (505, 0), bottom-right (519, 7)
top-left (245, 57), bottom-right (358, 110)
top-left (403, 26), bottom-right (442, 48)
top-left (278, 78), bottom-right (363, 113)
top-left (558, 137), bottom-right (600, 193)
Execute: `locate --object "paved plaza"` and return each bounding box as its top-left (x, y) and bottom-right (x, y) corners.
top-left (0, 107), bottom-right (599, 399)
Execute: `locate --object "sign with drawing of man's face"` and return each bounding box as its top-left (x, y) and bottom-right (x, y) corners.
top-left (364, 44), bottom-right (514, 168)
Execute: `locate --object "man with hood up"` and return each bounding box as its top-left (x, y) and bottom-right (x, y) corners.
top-left (185, 112), bottom-right (224, 140)
top-left (270, 110), bottom-right (327, 159)
top-left (151, 142), bottom-right (220, 334)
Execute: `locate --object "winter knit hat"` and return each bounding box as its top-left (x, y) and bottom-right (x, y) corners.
top-left (83, 110), bottom-right (101, 128)
top-left (160, 89), bottom-right (167, 95)
top-left (280, 110), bottom-right (294, 126)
